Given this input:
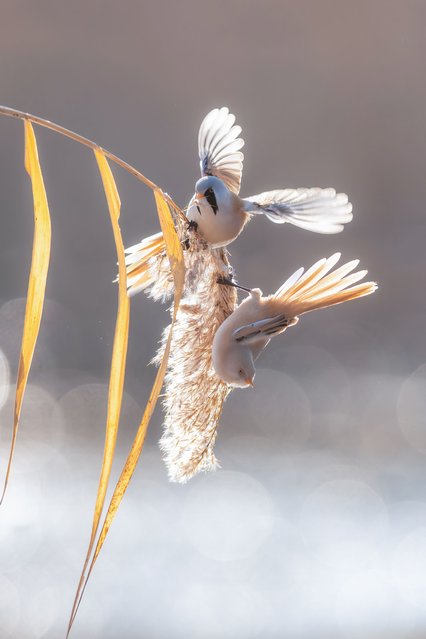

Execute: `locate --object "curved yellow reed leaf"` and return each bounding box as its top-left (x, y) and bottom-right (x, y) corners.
top-left (67, 189), bottom-right (185, 634)
top-left (91, 152), bottom-right (130, 527)
top-left (153, 190), bottom-right (186, 299)
top-left (67, 150), bottom-right (131, 630)
top-left (1, 121), bottom-right (52, 503)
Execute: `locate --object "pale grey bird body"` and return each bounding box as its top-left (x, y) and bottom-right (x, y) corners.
top-left (125, 107), bottom-right (354, 293)
top-left (212, 254), bottom-right (377, 388)
top-left (211, 287), bottom-right (276, 386)
top-left (186, 176), bottom-right (249, 248)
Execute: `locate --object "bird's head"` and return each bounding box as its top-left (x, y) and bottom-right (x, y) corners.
top-left (237, 367), bottom-right (255, 388)
top-left (194, 175), bottom-right (229, 206)
top-left (223, 347), bottom-right (256, 389)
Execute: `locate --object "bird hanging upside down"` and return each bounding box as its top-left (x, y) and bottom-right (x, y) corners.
top-left (212, 253), bottom-right (377, 388)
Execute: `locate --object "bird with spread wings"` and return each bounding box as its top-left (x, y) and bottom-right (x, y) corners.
top-left (125, 107), bottom-right (353, 297)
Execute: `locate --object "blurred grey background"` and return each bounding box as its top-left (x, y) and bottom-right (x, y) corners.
top-left (1, 1), bottom-right (426, 637)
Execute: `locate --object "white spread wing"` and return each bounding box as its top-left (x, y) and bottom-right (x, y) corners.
top-left (198, 107), bottom-right (244, 194)
top-left (244, 187), bottom-right (353, 234)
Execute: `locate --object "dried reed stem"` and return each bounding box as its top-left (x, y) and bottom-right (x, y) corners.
top-left (0, 105), bottom-right (186, 223)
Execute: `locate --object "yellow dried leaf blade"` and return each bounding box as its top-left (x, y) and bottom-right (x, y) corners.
top-left (154, 189), bottom-right (185, 305)
top-left (91, 320), bottom-right (174, 560)
top-left (67, 151), bottom-right (130, 630)
top-left (85, 150), bottom-right (129, 545)
top-left (68, 187), bottom-right (185, 632)
top-left (1, 121), bottom-right (52, 503)
top-left (94, 149), bottom-right (121, 220)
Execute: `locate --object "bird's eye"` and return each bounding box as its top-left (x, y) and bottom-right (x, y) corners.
top-left (239, 369), bottom-right (244, 376)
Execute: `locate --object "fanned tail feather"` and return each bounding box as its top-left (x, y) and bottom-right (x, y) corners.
top-left (122, 231), bottom-right (165, 296)
top-left (270, 253), bottom-right (377, 317)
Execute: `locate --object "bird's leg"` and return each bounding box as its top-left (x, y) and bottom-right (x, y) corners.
top-left (216, 275), bottom-right (252, 293)
top-left (187, 219), bottom-right (198, 231)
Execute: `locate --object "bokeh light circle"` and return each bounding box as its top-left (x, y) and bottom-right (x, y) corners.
top-left (335, 569), bottom-right (413, 638)
top-left (174, 582), bottom-right (268, 639)
top-left (299, 479), bottom-right (388, 569)
top-left (0, 347), bottom-right (10, 411)
top-left (397, 363), bottom-right (426, 452)
top-left (0, 576), bottom-right (20, 636)
top-left (222, 367), bottom-right (311, 450)
top-left (0, 384), bottom-right (66, 472)
top-left (392, 526), bottom-right (426, 608)
top-left (181, 471), bottom-right (275, 561)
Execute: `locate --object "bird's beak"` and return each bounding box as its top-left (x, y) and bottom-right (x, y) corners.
top-left (245, 378), bottom-right (254, 387)
top-left (195, 192), bottom-right (203, 201)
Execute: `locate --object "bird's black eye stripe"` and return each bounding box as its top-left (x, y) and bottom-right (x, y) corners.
top-left (204, 187), bottom-right (218, 215)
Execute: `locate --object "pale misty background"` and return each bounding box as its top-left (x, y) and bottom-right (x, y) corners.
top-left (0, 2), bottom-right (426, 638)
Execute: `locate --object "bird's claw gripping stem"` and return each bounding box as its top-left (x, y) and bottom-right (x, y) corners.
top-left (216, 275), bottom-right (252, 293)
